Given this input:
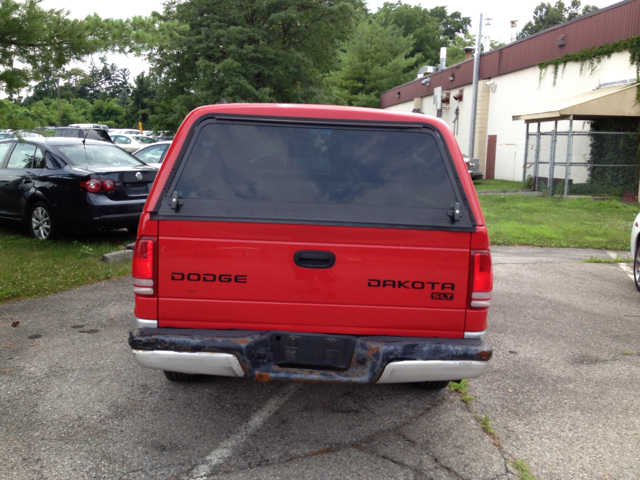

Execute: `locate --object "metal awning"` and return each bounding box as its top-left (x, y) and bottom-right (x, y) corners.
top-left (512, 84), bottom-right (640, 123)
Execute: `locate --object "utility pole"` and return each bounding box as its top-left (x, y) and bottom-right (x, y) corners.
top-left (468, 13), bottom-right (483, 159)
top-left (57, 77), bottom-right (61, 126)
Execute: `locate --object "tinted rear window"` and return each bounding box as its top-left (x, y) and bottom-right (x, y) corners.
top-left (162, 120), bottom-right (473, 230)
top-left (86, 129), bottom-right (112, 142)
top-left (52, 144), bottom-right (146, 168)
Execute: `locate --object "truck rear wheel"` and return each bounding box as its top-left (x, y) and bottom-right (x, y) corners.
top-left (418, 381), bottom-right (449, 390)
top-left (163, 371), bottom-right (199, 382)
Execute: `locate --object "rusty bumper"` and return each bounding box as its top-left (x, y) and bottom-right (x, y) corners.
top-left (128, 328), bottom-right (492, 384)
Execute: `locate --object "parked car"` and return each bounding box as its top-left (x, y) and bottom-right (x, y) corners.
top-left (143, 130), bottom-right (174, 141)
top-left (132, 141), bottom-right (172, 168)
top-left (112, 134), bottom-right (157, 153)
top-left (631, 212), bottom-right (640, 291)
top-left (2, 130), bottom-right (45, 139)
top-left (0, 137), bottom-right (158, 240)
top-left (110, 129), bottom-right (142, 136)
top-left (68, 123), bottom-right (109, 131)
top-left (128, 103), bottom-right (493, 389)
top-left (44, 127), bottom-right (112, 143)
top-left (463, 154), bottom-right (483, 180)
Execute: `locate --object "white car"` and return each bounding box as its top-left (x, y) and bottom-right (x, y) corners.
top-left (110, 129), bottom-right (143, 136)
top-left (132, 141), bottom-right (172, 168)
top-left (631, 212), bottom-right (640, 291)
top-left (111, 134), bottom-right (157, 153)
top-left (68, 123), bottom-right (109, 131)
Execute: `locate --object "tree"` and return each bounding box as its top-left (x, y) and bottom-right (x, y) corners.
top-left (123, 73), bottom-right (158, 129)
top-left (428, 6), bottom-right (472, 44)
top-left (327, 16), bottom-right (419, 108)
top-left (374, 3), bottom-right (471, 68)
top-left (0, 0), bottom-right (181, 94)
top-left (82, 59), bottom-right (132, 102)
top-left (518, 0), bottom-right (598, 39)
top-left (374, 3), bottom-right (439, 68)
top-left (149, 0), bottom-right (364, 131)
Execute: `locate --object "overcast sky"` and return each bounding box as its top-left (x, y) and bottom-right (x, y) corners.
top-left (42, 0), bottom-right (621, 79)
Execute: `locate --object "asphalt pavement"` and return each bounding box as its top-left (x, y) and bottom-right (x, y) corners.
top-left (1, 246), bottom-right (638, 479)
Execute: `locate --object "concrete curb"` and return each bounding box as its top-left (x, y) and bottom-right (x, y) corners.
top-left (477, 189), bottom-right (543, 196)
top-left (101, 250), bottom-right (133, 264)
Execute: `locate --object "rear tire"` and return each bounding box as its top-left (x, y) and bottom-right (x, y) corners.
top-left (163, 370), bottom-right (199, 383)
top-left (126, 226), bottom-right (138, 235)
top-left (29, 202), bottom-right (60, 240)
top-left (416, 380), bottom-right (450, 390)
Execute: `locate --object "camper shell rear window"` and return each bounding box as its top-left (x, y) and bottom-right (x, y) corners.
top-left (155, 117), bottom-right (475, 231)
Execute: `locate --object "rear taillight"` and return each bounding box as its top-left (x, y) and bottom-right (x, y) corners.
top-left (470, 251), bottom-right (492, 309)
top-left (80, 178), bottom-right (116, 192)
top-left (132, 237), bottom-right (155, 296)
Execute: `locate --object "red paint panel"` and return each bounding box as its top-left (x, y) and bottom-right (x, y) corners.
top-left (158, 299), bottom-right (464, 337)
top-left (158, 234), bottom-right (469, 308)
top-left (159, 220), bottom-right (472, 248)
top-left (134, 296), bottom-right (157, 320)
top-left (156, 220), bottom-right (471, 335)
top-left (464, 309), bottom-right (488, 334)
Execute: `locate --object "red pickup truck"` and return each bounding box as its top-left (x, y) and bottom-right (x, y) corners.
top-left (128, 104), bottom-right (492, 389)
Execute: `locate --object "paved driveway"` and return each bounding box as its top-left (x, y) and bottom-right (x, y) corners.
top-left (1, 246), bottom-right (638, 479)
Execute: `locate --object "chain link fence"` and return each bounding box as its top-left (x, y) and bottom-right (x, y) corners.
top-left (523, 130), bottom-right (640, 198)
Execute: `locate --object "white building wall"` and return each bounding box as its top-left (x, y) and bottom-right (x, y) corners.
top-left (486, 51), bottom-right (635, 181)
top-left (384, 100), bottom-right (416, 113)
top-left (383, 51), bottom-right (637, 181)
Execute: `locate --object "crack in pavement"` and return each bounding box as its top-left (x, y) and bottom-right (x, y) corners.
top-left (202, 396), bottom-right (446, 477)
top-left (450, 389), bottom-right (528, 480)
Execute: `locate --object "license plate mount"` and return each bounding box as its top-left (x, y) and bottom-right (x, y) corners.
top-left (269, 332), bottom-right (356, 371)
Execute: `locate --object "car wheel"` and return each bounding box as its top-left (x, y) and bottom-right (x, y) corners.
top-left (634, 239), bottom-right (640, 292)
top-left (416, 380), bottom-right (450, 390)
top-left (163, 370), bottom-right (199, 382)
top-left (126, 226), bottom-right (138, 235)
top-left (29, 202), bottom-right (59, 240)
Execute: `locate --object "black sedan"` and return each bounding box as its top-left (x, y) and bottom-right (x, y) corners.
top-left (0, 137), bottom-right (158, 240)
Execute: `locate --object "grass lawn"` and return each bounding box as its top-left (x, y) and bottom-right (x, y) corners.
top-left (473, 179), bottom-right (525, 191)
top-left (479, 195), bottom-right (639, 250)
top-left (0, 224), bottom-right (135, 304)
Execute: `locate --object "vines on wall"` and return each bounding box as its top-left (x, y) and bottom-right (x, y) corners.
top-left (537, 34), bottom-right (640, 102)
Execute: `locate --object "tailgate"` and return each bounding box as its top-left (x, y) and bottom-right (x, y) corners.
top-left (157, 221), bottom-right (470, 337)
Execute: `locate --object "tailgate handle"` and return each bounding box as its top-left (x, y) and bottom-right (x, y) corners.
top-left (294, 251), bottom-right (336, 269)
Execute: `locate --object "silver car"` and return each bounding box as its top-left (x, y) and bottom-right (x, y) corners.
top-left (132, 141), bottom-right (172, 168)
top-left (463, 154), bottom-right (483, 180)
top-left (112, 134), bottom-right (157, 153)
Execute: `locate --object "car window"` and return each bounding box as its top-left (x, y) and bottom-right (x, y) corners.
top-left (133, 136), bottom-right (156, 144)
top-left (6, 143), bottom-right (37, 169)
top-left (134, 144), bottom-right (168, 163)
top-left (63, 129), bottom-right (83, 138)
top-left (0, 142), bottom-right (13, 165)
top-left (33, 148), bottom-right (45, 168)
top-left (86, 129), bottom-right (112, 142)
top-left (53, 144), bottom-right (147, 167)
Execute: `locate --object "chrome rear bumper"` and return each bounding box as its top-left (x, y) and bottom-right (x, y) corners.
top-left (129, 328), bottom-right (492, 384)
top-left (376, 360), bottom-right (489, 383)
top-left (132, 350), bottom-right (244, 377)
